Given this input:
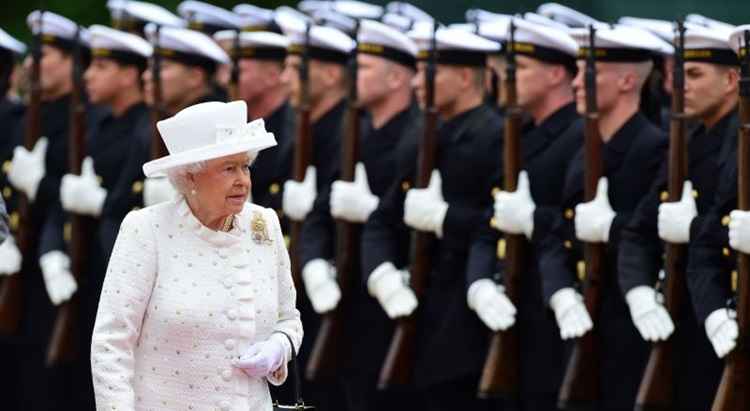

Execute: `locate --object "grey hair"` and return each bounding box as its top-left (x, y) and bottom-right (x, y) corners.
top-left (166, 160), bottom-right (208, 195)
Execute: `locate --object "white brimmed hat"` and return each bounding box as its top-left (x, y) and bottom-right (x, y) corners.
top-left (178, 0), bottom-right (243, 34)
top-left (0, 28), bottom-right (27, 55)
top-left (729, 25), bottom-right (750, 58)
top-left (143, 100), bottom-right (277, 178)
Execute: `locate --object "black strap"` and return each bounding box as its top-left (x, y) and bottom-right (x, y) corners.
top-left (275, 331), bottom-right (303, 405)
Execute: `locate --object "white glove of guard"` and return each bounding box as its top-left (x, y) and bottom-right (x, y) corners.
top-left (729, 209), bottom-right (750, 254)
top-left (705, 308), bottom-right (739, 358)
top-left (39, 250), bottom-right (77, 306)
top-left (549, 287), bottom-right (593, 339)
top-left (575, 177), bottom-right (615, 243)
top-left (367, 262), bottom-right (417, 319)
top-left (625, 284), bottom-right (674, 342)
top-left (233, 334), bottom-right (286, 378)
top-left (302, 259), bottom-right (341, 314)
top-left (403, 170), bottom-right (448, 238)
top-left (60, 157), bottom-right (107, 216)
top-left (143, 176), bottom-right (178, 206)
top-left (283, 166), bottom-right (317, 222)
top-left (8, 137), bottom-right (48, 202)
top-left (493, 170), bottom-right (536, 239)
top-left (658, 181), bottom-right (697, 244)
top-left (330, 162), bottom-right (379, 223)
top-left (0, 236), bottom-right (22, 276)
top-left (467, 278), bottom-right (517, 331)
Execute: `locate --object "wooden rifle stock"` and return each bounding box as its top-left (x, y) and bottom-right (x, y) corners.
top-left (150, 25), bottom-right (167, 160)
top-left (306, 30), bottom-right (361, 381)
top-left (47, 27), bottom-right (89, 366)
top-left (378, 23), bottom-right (439, 390)
top-left (559, 26), bottom-right (603, 411)
top-left (478, 20), bottom-right (522, 400)
top-left (635, 22), bottom-right (688, 411)
top-left (711, 29), bottom-right (750, 411)
top-left (229, 30), bottom-right (241, 102)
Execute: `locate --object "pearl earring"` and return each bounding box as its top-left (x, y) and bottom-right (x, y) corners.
top-left (190, 189), bottom-right (197, 196)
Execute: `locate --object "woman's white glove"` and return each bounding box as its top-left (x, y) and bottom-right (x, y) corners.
top-left (283, 166), bottom-right (317, 221)
top-left (404, 170), bottom-right (448, 238)
top-left (467, 278), bottom-right (517, 331)
top-left (729, 209), bottom-right (750, 253)
top-left (233, 335), bottom-right (286, 378)
top-left (8, 137), bottom-right (48, 202)
top-left (705, 308), bottom-right (739, 358)
top-left (60, 157), bottom-right (107, 216)
top-left (302, 259), bottom-right (341, 314)
top-left (575, 177), bottom-right (615, 243)
top-left (143, 177), bottom-right (178, 206)
top-left (658, 181), bottom-right (697, 244)
top-left (0, 236), bottom-right (22, 276)
top-left (330, 162), bottom-right (379, 223)
top-left (549, 287), bottom-right (593, 339)
top-left (493, 170), bottom-right (536, 239)
top-left (368, 262), bottom-right (417, 319)
top-left (625, 284), bottom-right (674, 342)
top-left (39, 250), bottom-right (77, 306)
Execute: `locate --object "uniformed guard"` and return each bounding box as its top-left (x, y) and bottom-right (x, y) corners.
top-left (465, 17), bottom-right (582, 411)
top-left (537, 25), bottom-right (670, 411)
top-left (360, 24), bottom-right (502, 410)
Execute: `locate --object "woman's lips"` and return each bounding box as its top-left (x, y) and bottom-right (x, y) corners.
top-left (227, 194), bottom-right (246, 204)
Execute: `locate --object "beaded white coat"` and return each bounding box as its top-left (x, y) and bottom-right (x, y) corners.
top-left (91, 197), bottom-right (303, 411)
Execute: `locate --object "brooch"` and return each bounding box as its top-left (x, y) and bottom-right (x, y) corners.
top-left (251, 211), bottom-right (272, 245)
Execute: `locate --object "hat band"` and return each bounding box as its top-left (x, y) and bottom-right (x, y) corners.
top-left (111, 17), bottom-right (147, 35)
top-left (92, 48), bottom-right (148, 68)
top-left (417, 49), bottom-right (487, 67)
top-left (232, 46), bottom-right (287, 61)
top-left (288, 44), bottom-right (350, 65)
top-left (684, 48), bottom-right (740, 66)
top-left (358, 43), bottom-right (416, 69)
top-left (156, 47), bottom-right (219, 72)
top-left (512, 42), bottom-right (577, 72)
top-left (577, 47), bottom-right (654, 62)
top-left (41, 34), bottom-right (78, 52)
top-left (188, 20), bottom-right (233, 35)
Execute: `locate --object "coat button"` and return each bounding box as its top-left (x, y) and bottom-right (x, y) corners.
top-left (223, 278), bottom-right (233, 289)
top-left (722, 215), bottom-right (730, 227)
top-left (564, 209), bottom-right (574, 220)
top-left (491, 187), bottom-right (500, 196)
top-left (269, 183), bottom-right (280, 194)
top-left (224, 339), bottom-right (236, 350)
top-left (723, 247), bottom-right (731, 257)
top-left (577, 260), bottom-right (586, 281)
top-left (401, 181), bottom-right (411, 192)
top-left (496, 239), bottom-right (506, 259)
top-left (221, 369), bottom-right (232, 381)
top-left (132, 180), bottom-right (144, 194)
top-left (227, 309), bottom-right (238, 320)
top-left (2, 186), bottom-right (11, 199)
top-left (660, 191), bottom-right (668, 202)
top-left (219, 400), bottom-right (230, 410)
top-left (564, 240), bottom-right (572, 249)
top-left (2, 160), bottom-right (11, 173)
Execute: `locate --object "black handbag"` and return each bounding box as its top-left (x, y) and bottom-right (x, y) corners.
top-left (273, 332), bottom-right (314, 410)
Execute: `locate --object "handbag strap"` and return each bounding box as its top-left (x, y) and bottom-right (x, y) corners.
top-left (275, 331), bottom-right (303, 405)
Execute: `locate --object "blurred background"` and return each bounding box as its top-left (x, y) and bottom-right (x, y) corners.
top-left (2, 0), bottom-right (749, 42)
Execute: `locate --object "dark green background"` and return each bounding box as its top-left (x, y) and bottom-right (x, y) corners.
top-left (2, 0), bottom-right (748, 43)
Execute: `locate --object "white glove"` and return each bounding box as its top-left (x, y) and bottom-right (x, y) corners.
top-left (0, 236), bottom-right (22, 276)
top-left (467, 278), bottom-right (517, 331)
top-left (658, 181), bottom-right (697, 244)
top-left (705, 308), bottom-right (739, 358)
top-left (729, 209), bottom-right (750, 254)
top-left (367, 262), bottom-right (417, 319)
top-left (60, 157), bottom-right (107, 216)
top-left (233, 335), bottom-right (286, 378)
top-left (403, 170), bottom-right (448, 237)
top-left (143, 177), bottom-right (178, 206)
top-left (549, 287), bottom-right (593, 339)
top-left (8, 137), bottom-right (48, 202)
top-left (493, 170), bottom-right (536, 239)
top-left (625, 284), bottom-right (675, 342)
top-left (39, 250), bottom-right (77, 306)
top-left (330, 162), bottom-right (379, 223)
top-left (283, 166), bottom-right (317, 222)
top-left (575, 177), bottom-right (615, 243)
top-left (302, 259), bottom-right (341, 314)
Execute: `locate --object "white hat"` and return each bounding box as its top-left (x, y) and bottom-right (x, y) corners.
top-left (107, 0), bottom-right (185, 33)
top-left (146, 24), bottom-right (230, 69)
top-left (729, 25), bottom-right (750, 58)
top-left (465, 9), bottom-right (511, 24)
top-left (143, 100), bottom-right (277, 178)
top-left (381, 2), bottom-right (432, 32)
top-left (409, 25), bottom-right (501, 66)
top-left (571, 25), bottom-right (673, 61)
top-left (523, 12), bottom-right (570, 31)
top-left (299, 0), bottom-right (383, 18)
top-left (27, 10), bottom-right (89, 50)
top-left (233, 4), bottom-right (280, 32)
top-left (178, 1), bottom-right (244, 33)
top-left (88, 25), bottom-right (152, 66)
top-left (618, 17), bottom-right (674, 43)
top-left (213, 30), bottom-right (289, 61)
top-left (277, 10), bottom-right (355, 64)
top-left (511, 18), bottom-right (578, 71)
top-left (686, 14), bottom-right (735, 33)
top-left (0, 28), bottom-right (27, 55)
top-left (537, 3), bottom-right (600, 28)
top-left (682, 22), bottom-right (738, 65)
top-left (449, 20), bottom-right (509, 44)
top-left (357, 19), bottom-right (417, 68)
top-left (312, 9), bottom-right (357, 36)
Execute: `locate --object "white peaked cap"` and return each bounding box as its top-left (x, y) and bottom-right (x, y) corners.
top-left (729, 25), bottom-right (750, 57)
top-left (357, 19), bottom-right (417, 67)
top-left (143, 100), bottom-right (277, 178)
top-left (233, 4), bottom-right (277, 30)
top-left (537, 3), bottom-right (600, 28)
top-left (618, 17), bottom-right (674, 43)
top-left (178, 1), bottom-right (244, 30)
top-left (0, 28), bottom-right (27, 55)
top-left (570, 24), bottom-right (674, 58)
top-left (145, 24), bottom-right (230, 64)
top-left (299, 0), bottom-right (383, 19)
top-left (106, 0), bottom-right (185, 28)
top-left (464, 9), bottom-right (511, 24)
top-left (213, 30), bottom-right (289, 49)
top-left (686, 14), bottom-right (735, 32)
top-left (277, 8), bottom-right (355, 56)
top-left (449, 19), bottom-right (510, 44)
top-left (27, 10), bottom-right (90, 47)
top-left (88, 25), bottom-right (153, 58)
top-left (683, 22), bottom-right (733, 50)
top-left (408, 25), bottom-right (500, 52)
top-left (524, 12), bottom-right (570, 31)
top-left (312, 9), bottom-right (357, 35)
top-left (514, 17), bottom-right (578, 57)
top-left (386, 2), bottom-right (432, 22)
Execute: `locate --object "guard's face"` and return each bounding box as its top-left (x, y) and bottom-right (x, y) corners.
top-left (412, 61), bottom-right (463, 116)
top-left (572, 60), bottom-right (621, 115)
top-left (281, 54), bottom-right (302, 107)
top-left (357, 54), bottom-right (390, 108)
top-left (190, 152), bottom-right (253, 217)
top-left (239, 59), bottom-right (285, 103)
top-left (684, 61), bottom-right (729, 119)
top-left (84, 57), bottom-right (134, 105)
top-left (516, 55), bottom-right (553, 112)
top-left (281, 55), bottom-right (332, 108)
top-left (24, 45), bottom-right (72, 101)
top-left (142, 59), bottom-right (193, 111)
top-left (486, 55), bottom-right (506, 106)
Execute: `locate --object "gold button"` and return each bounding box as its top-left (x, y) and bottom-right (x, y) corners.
top-left (497, 238), bottom-right (506, 260)
top-left (491, 187), bottom-right (501, 196)
top-left (564, 208), bottom-right (574, 220)
top-left (577, 260), bottom-right (586, 281)
top-left (132, 180), bottom-right (144, 194)
top-left (564, 240), bottom-right (572, 249)
top-left (693, 190), bottom-right (699, 199)
top-left (722, 215), bottom-right (730, 227)
top-left (269, 183), bottom-right (280, 194)
top-left (723, 247), bottom-right (731, 257)
top-left (64, 222), bottom-right (72, 243)
top-left (97, 175), bottom-right (103, 185)
top-left (490, 217), bottom-right (498, 229)
top-left (660, 191), bottom-right (668, 202)
top-left (401, 181), bottom-right (411, 192)
top-left (3, 186), bottom-right (11, 199)
top-left (732, 270), bottom-right (738, 292)
top-left (9, 212), bottom-right (19, 231)
top-left (284, 235), bottom-right (290, 249)
top-left (2, 160), bottom-right (10, 174)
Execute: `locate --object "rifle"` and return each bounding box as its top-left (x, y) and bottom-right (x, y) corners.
top-left (150, 25), bottom-right (168, 160)
top-left (378, 22), bottom-right (439, 390)
top-left (289, 23), bottom-right (313, 292)
top-left (229, 29), bottom-right (241, 102)
top-left (558, 26), bottom-right (604, 411)
top-left (711, 28), bottom-right (750, 411)
top-left (478, 20), bottom-right (522, 400)
top-left (306, 22), bottom-right (361, 381)
top-left (0, 6), bottom-right (44, 336)
top-left (47, 25), bottom-right (89, 366)
top-left (635, 21), bottom-right (688, 411)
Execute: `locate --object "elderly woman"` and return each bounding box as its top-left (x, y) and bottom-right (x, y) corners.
top-left (91, 100), bottom-right (302, 411)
